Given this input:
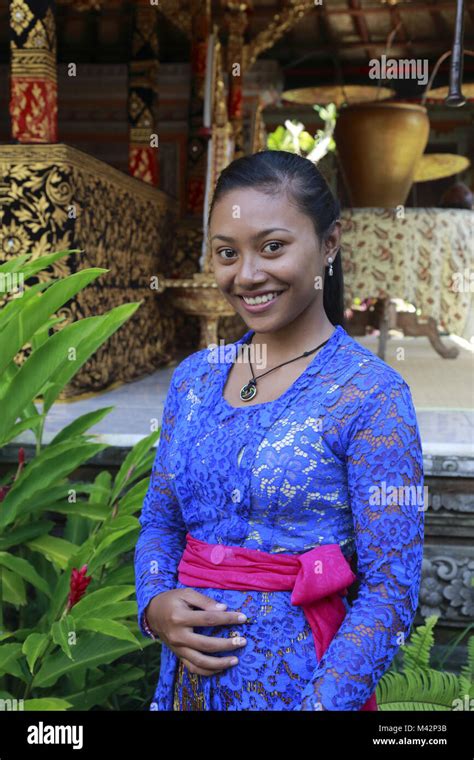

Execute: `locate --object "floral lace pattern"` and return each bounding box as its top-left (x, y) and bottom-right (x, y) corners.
top-left (134, 324), bottom-right (425, 711)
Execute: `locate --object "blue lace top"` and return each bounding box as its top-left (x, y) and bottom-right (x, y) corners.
top-left (134, 324), bottom-right (425, 711)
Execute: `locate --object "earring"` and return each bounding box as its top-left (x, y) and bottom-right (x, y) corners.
top-left (327, 257), bottom-right (333, 277)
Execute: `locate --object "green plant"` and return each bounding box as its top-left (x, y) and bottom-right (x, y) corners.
top-left (267, 103), bottom-right (337, 163)
top-left (0, 249), bottom-right (161, 710)
top-left (376, 615), bottom-right (474, 710)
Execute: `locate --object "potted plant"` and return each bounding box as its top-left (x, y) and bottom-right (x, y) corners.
top-left (266, 103), bottom-right (338, 194)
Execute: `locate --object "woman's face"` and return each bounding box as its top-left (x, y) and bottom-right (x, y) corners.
top-left (209, 187), bottom-right (341, 330)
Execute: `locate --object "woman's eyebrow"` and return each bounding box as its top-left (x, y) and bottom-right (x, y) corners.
top-left (211, 227), bottom-right (292, 243)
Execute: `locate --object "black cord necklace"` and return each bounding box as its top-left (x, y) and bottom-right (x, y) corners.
top-left (239, 333), bottom-right (331, 402)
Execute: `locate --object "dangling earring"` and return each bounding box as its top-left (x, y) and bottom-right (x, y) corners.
top-left (327, 257), bottom-right (333, 277)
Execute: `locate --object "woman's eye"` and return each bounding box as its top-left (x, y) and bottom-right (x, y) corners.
top-left (217, 248), bottom-right (236, 260)
top-left (263, 241), bottom-right (283, 253)
top-left (216, 241), bottom-right (284, 260)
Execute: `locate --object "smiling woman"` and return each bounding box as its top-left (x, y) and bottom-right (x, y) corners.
top-left (208, 154), bottom-right (344, 356)
top-left (134, 150), bottom-right (425, 712)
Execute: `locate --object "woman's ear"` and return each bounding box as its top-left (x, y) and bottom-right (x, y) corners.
top-left (322, 220), bottom-right (342, 260)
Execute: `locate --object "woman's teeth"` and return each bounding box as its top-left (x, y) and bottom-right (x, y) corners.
top-left (241, 291), bottom-right (281, 305)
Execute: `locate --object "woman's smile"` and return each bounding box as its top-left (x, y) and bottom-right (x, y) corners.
top-left (236, 289), bottom-right (286, 313)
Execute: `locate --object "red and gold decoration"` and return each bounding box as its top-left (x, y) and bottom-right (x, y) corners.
top-left (185, 0), bottom-right (212, 216)
top-left (9, 0), bottom-right (58, 144)
top-left (222, 0), bottom-right (251, 160)
top-left (128, 0), bottom-right (160, 186)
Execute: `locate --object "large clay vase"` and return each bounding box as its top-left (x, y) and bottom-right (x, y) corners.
top-left (334, 102), bottom-right (430, 207)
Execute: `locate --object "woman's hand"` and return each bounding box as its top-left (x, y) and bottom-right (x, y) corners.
top-left (145, 588), bottom-right (247, 676)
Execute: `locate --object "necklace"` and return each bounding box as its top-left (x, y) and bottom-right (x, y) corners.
top-left (239, 333), bottom-right (332, 402)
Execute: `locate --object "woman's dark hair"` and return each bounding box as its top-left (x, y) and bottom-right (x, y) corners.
top-left (207, 149), bottom-right (345, 328)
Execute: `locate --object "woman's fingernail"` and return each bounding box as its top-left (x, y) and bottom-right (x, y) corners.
top-left (215, 603), bottom-right (227, 609)
top-left (238, 613), bottom-right (247, 622)
top-left (230, 658), bottom-right (238, 665)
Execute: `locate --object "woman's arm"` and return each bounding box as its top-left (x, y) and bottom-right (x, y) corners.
top-left (134, 364), bottom-right (187, 639)
top-left (299, 377), bottom-right (425, 710)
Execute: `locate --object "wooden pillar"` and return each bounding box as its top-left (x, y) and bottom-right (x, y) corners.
top-left (9, 0), bottom-right (58, 143)
top-left (128, 0), bottom-right (159, 186)
top-left (223, 0), bottom-right (250, 160)
top-left (185, 0), bottom-right (212, 216)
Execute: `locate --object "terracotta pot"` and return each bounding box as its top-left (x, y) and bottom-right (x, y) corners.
top-left (334, 102), bottom-right (430, 207)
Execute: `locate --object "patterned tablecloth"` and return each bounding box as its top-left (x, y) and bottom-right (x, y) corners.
top-left (340, 208), bottom-right (473, 337)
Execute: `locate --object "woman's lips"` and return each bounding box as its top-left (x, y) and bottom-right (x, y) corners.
top-left (237, 291), bottom-right (285, 313)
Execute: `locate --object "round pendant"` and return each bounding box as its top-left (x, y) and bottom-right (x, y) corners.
top-left (240, 380), bottom-right (257, 402)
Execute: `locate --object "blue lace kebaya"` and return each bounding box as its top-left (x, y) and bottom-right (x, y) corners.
top-left (134, 324), bottom-right (425, 711)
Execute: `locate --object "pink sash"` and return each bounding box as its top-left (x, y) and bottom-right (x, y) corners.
top-left (177, 532), bottom-right (377, 711)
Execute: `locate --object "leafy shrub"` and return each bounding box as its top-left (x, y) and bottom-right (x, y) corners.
top-left (377, 615), bottom-right (474, 710)
top-left (0, 250), bottom-right (160, 710)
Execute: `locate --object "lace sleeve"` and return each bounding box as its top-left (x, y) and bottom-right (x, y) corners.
top-left (298, 377), bottom-right (425, 710)
top-left (134, 364), bottom-right (187, 639)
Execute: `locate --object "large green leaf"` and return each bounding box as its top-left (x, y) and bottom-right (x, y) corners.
top-left (110, 430), bottom-right (160, 503)
top-left (97, 516), bottom-right (138, 539)
top-left (84, 601), bottom-right (137, 620)
top-left (0, 359), bottom-right (21, 401)
top-left (24, 698), bottom-right (73, 711)
top-left (0, 281), bottom-right (51, 337)
top-left (30, 314), bottom-right (67, 353)
top-left (8, 412), bottom-right (45, 441)
top-left (69, 586), bottom-right (135, 620)
top-left (377, 668), bottom-right (461, 710)
top-left (50, 407), bottom-right (115, 446)
top-left (22, 633), bottom-right (50, 674)
top-left (25, 535), bottom-right (78, 570)
top-left (118, 477), bottom-right (150, 516)
top-left (0, 520), bottom-right (54, 551)
top-left (21, 250), bottom-right (84, 277)
top-left (0, 267), bottom-right (108, 378)
top-left (0, 253), bottom-right (32, 274)
top-left (51, 616), bottom-right (76, 661)
top-left (75, 617), bottom-right (140, 645)
top-left (0, 552), bottom-right (51, 597)
top-left (0, 248), bottom-right (82, 278)
top-left (1, 567), bottom-right (26, 606)
top-left (0, 643), bottom-right (23, 677)
top-left (41, 302), bottom-right (142, 413)
top-left (24, 481), bottom-right (97, 514)
top-left (85, 471), bottom-right (113, 514)
top-left (103, 564), bottom-right (135, 586)
top-left (401, 614), bottom-right (438, 671)
top-left (32, 632), bottom-right (147, 688)
top-left (0, 320), bottom-right (111, 443)
top-left (62, 665), bottom-right (143, 710)
top-left (87, 530), bottom-right (138, 573)
top-left (0, 439), bottom-right (109, 526)
top-left (0, 357), bottom-right (44, 444)
top-left (125, 451), bottom-right (156, 479)
top-left (48, 501), bottom-right (111, 521)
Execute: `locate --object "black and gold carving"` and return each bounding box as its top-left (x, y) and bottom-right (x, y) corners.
top-left (0, 143), bottom-right (181, 397)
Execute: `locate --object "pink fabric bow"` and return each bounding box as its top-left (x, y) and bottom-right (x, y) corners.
top-left (177, 532), bottom-right (377, 711)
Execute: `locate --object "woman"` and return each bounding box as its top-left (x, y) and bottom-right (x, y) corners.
top-left (134, 150), bottom-right (425, 711)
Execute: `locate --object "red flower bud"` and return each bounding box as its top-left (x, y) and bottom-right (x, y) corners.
top-left (66, 563), bottom-right (92, 610)
top-left (13, 447), bottom-right (25, 483)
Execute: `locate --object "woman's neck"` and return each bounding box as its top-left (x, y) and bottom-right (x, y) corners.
top-left (248, 313), bottom-right (336, 367)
